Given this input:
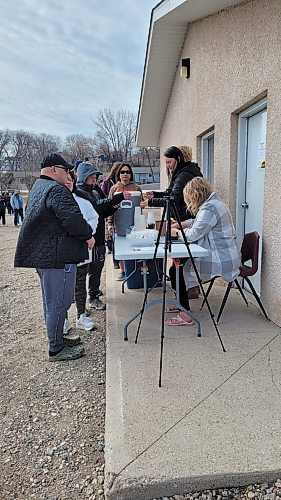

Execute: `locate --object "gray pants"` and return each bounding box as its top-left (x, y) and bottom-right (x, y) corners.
top-left (37, 265), bottom-right (77, 352)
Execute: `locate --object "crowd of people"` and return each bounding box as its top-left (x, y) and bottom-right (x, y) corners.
top-left (14, 148), bottom-right (240, 362)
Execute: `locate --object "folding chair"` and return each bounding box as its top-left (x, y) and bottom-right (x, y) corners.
top-left (200, 231), bottom-right (268, 323)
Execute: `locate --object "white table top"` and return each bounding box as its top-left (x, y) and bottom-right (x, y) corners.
top-left (114, 235), bottom-right (209, 261)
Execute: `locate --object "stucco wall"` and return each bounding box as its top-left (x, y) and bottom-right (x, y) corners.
top-left (159, 0), bottom-right (281, 324)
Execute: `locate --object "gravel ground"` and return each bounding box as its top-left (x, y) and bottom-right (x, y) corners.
top-left (1, 217), bottom-right (280, 500)
top-left (0, 218), bottom-right (106, 500)
top-left (154, 481), bottom-right (281, 500)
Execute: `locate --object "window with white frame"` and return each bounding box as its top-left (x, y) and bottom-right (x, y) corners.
top-left (201, 130), bottom-right (214, 184)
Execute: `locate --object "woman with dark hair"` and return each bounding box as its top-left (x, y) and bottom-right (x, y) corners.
top-left (141, 145), bottom-right (201, 220)
top-left (141, 145), bottom-right (202, 309)
top-left (108, 163), bottom-right (142, 280)
top-left (100, 161), bottom-right (122, 196)
top-left (108, 163), bottom-right (142, 195)
top-left (100, 161), bottom-right (122, 258)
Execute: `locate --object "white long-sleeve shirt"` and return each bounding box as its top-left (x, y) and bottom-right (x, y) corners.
top-left (73, 194), bottom-right (99, 265)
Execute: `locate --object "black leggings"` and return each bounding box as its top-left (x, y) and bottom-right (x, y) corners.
top-left (88, 245), bottom-right (106, 300)
top-left (75, 264), bottom-right (88, 317)
top-left (169, 260), bottom-right (190, 310)
top-left (0, 210), bottom-right (6, 225)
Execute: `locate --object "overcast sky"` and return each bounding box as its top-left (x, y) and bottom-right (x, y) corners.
top-left (0, 0), bottom-right (156, 138)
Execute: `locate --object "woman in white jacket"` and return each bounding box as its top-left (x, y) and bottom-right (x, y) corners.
top-left (64, 173), bottom-right (99, 332)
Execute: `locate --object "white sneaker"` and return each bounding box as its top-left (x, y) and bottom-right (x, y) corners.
top-left (63, 318), bottom-right (71, 335)
top-left (76, 313), bottom-right (94, 331)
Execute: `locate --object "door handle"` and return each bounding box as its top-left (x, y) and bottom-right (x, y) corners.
top-left (241, 202), bottom-right (249, 208)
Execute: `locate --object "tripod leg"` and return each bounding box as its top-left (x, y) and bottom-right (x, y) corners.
top-left (158, 202), bottom-right (171, 388)
top-left (134, 264), bottom-right (150, 343)
top-left (159, 255), bottom-right (168, 388)
top-left (153, 203), bottom-right (167, 260)
top-left (171, 201), bottom-right (226, 352)
top-left (132, 206), bottom-right (168, 345)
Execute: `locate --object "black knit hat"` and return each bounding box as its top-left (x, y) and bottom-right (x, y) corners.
top-left (41, 153), bottom-right (74, 170)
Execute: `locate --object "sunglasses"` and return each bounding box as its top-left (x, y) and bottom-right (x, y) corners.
top-left (120, 170), bottom-right (131, 174)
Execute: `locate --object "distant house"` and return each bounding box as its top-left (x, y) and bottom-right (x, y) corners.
top-left (132, 166), bottom-right (160, 184)
top-left (136, 0), bottom-right (281, 326)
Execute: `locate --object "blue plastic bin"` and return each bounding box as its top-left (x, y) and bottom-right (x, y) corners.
top-left (124, 259), bottom-right (163, 289)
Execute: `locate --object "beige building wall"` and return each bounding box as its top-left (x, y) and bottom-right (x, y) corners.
top-left (159, 0), bottom-right (281, 325)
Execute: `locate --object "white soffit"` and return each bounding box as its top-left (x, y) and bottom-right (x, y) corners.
top-left (136, 0), bottom-right (245, 147)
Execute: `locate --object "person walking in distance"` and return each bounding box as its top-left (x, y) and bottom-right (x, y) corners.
top-left (3, 192), bottom-right (12, 215)
top-left (14, 153), bottom-right (95, 362)
top-left (0, 193), bottom-right (6, 225)
top-left (10, 189), bottom-right (24, 227)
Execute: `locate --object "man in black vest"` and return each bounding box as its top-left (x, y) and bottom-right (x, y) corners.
top-left (14, 153), bottom-right (95, 362)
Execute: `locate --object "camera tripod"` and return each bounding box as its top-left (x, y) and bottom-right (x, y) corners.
top-left (133, 194), bottom-right (226, 387)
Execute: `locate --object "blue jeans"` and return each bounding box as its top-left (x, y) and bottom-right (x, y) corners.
top-left (14, 207), bottom-right (24, 226)
top-left (37, 265), bottom-right (77, 352)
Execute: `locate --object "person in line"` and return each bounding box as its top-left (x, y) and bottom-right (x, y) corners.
top-left (167, 176), bottom-right (241, 326)
top-left (4, 192), bottom-right (12, 215)
top-left (141, 145), bottom-right (202, 309)
top-left (100, 161), bottom-right (122, 264)
top-left (64, 170), bottom-right (99, 332)
top-left (100, 161), bottom-right (122, 196)
top-left (14, 153), bottom-right (95, 362)
top-left (107, 162), bottom-right (142, 281)
top-left (76, 161), bottom-right (131, 310)
top-left (10, 189), bottom-right (24, 227)
top-left (0, 193), bottom-right (6, 225)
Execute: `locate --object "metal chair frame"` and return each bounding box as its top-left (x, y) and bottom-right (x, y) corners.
top-left (200, 232), bottom-right (268, 323)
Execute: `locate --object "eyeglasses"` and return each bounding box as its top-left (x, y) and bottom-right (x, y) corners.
top-left (53, 165), bottom-right (71, 173)
top-left (120, 170), bottom-right (131, 174)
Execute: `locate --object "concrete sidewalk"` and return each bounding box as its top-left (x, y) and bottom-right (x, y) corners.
top-left (104, 257), bottom-right (281, 500)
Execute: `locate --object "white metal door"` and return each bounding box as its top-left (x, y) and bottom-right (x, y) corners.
top-left (236, 100), bottom-right (267, 296)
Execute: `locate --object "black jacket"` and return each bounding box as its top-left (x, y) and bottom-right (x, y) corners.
top-left (0, 198), bottom-right (5, 212)
top-left (148, 162), bottom-right (202, 221)
top-left (76, 182), bottom-right (124, 246)
top-left (14, 176), bottom-right (93, 269)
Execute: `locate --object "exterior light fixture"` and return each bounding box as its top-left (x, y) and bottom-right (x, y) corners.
top-left (180, 58), bottom-right (190, 78)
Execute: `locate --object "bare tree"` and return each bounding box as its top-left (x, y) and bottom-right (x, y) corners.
top-left (93, 109), bottom-right (136, 161)
top-left (0, 172), bottom-right (14, 191)
top-left (63, 134), bottom-right (96, 162)
top-left (0, 130), bottom-right (12, 168)
top-left (0, 129), bottom-right (61, 190)
top-left (2, 130), bottom-right (56, 172)
top-left (33, 133), bottom-right (61, 167)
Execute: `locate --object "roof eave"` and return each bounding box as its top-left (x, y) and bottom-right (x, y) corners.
top-left (136, 0), bottom-right (245, 147)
